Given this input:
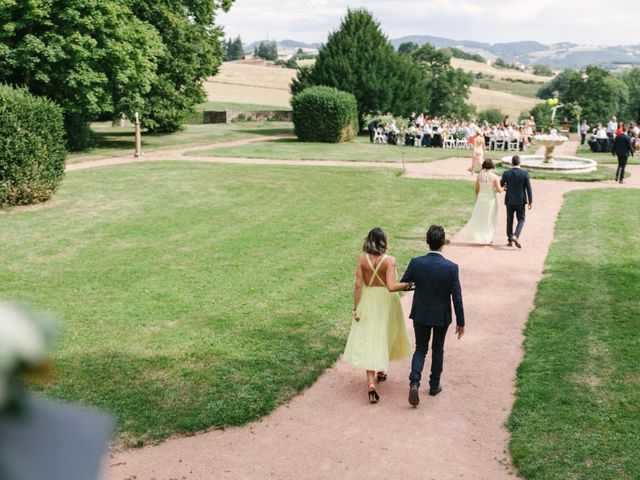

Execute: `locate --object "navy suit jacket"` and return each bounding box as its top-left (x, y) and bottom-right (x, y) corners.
top-left (400, 252), bottom-right (465, 327)
top-left (612, 134), bottom-right (634, 159)
top-left (500, 167), bottom-right (532, 206)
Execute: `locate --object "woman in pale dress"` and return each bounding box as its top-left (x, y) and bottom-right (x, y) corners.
top-left (343, 228), bottom-right (412, 403)
top-left (466, 159), bottom-right (504, 245)
top-left (469, 132), bottom-right (486, 174)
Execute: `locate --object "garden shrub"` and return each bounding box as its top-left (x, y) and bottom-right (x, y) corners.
top-left (477, 108), bottom-right (505, 125)
top-left (0, 85), bottom-right (67, 207)
top-left (292, 86), bottom-right (358, 143)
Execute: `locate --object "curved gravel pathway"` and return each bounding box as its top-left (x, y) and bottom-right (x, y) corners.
top-left (79, 138), bottom-right (638, 480)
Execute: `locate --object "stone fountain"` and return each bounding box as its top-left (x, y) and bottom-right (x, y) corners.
top-left (501, 130), bottom-right (597, 174)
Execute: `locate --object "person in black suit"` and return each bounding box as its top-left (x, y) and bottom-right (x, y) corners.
top-left (400, 225), bottom-right (465, 407)
top-left (367, 119), bottom-right (378, 143)
top-left (500, 155), bottom-right (533, 248)
top-left (612, 129), bottom-right (634, 183)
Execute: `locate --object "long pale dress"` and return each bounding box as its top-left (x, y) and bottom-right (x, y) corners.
top-left (466, 170), bottom-right (499, 244)
top-left (471, 135), bottom-right (485, 171)
top-left (343, 254), bottom-right (411, 372)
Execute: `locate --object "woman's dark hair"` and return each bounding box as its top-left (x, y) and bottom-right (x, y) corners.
top-left (482, 159), bottom-right (494, 170)
top-left (363, 227), bottom-right (388, 255)
top-left (426, 225), bottom-right (445, 250)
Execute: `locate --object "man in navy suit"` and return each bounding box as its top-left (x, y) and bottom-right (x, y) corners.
top-left (400, 225), bottom-right (465, 407)
top-left (612, 129), bottom-right (634, 183)
top-left (500, 155), bottom-right (533, 248)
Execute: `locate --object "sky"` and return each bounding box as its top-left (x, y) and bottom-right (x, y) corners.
top-left (218, 0), bottom-right (640, 46)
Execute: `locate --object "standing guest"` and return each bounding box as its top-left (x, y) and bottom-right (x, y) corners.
top-left (367, 118), bottom-right (379, 143)
top-left (579, 120), bottom-right (590, 145)
top-left (607, 116), bottom-right (618, 141)
top-left (469, 132), bottom-right (486, 174)
top-left (344, 228), bottom-right (412, 403)
top-left (466, 159), bottom-right (504, 245)
top-left (400, 225), bottom-right (465, 407)
top-left (615, 121), bottom-right (625, 137)
top-left (612, 128), bottom-right (634, 184)
top-left (529, 116), bottom-right (536, 132)
top-left (500, 155), bottom-right (533, 248)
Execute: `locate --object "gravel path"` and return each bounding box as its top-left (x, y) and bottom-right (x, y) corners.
top-left (82, 138), bottom-right (638, 480)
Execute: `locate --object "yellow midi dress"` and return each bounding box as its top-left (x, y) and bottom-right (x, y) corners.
top-left (343, 254), bottom-right (412, 371)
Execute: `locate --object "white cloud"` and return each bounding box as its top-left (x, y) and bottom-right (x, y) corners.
top-left (218, 0), bottom-right (640, 46)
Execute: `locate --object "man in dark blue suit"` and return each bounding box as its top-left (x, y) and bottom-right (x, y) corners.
top-left (612, 129), bottom-right (634, 183)
top-left (500, 155), bottom-right (533, 248)
top-left (400, 225), bottom-right (465, 407)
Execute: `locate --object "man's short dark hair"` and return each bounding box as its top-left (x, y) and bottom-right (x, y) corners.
top-left (426, 225), bottom-right (445, 250)
top-left (512, 155), bottom-right (521, 166)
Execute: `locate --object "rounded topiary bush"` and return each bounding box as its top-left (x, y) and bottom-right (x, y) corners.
top-left (0, 85), bottom-right (67, 207)
top-left (292, 86), bottom-right (359, 143)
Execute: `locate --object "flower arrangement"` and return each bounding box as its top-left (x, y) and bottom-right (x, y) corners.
top-left (0, 302), bottom-right (56, 412)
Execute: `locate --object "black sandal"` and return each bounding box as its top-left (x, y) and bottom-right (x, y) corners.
top-left (376, 372), bottom-right (387, 383)
top-left (368, 384), bottom-right (379, 403)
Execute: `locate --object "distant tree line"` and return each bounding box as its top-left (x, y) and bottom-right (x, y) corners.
top-left (0, 0), bottom-right (234, 150)
top-left (292, 9), bottom-right (475, 125)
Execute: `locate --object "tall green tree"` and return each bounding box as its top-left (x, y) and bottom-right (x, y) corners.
top-left (536, 69), bottom-right (582, 100)
top-left (621, 67), bottom-right (640, 122)
top-left (0, 0), bottom-right (164, 150)
top-left (291, 9), bottom-right (428, 123)
top-left (578, 66), bottom-right (628, 123)
top-left (254, 41), bottom-right (278, 61)
top-left (224, 36), bottom-right (244, 61)
top-left (411, 43), bottom-right (474, 119)
top-left (398, 41), bottom-right (419, 55)
top-left (129, 0), bottom-right (233, 133)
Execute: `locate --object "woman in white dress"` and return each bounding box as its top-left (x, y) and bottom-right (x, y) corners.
top-left (466, 159), bottom-right (504, 245)
top-left (469, 133), bottom-right (486, 174)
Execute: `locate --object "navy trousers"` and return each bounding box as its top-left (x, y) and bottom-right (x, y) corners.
top-left (409, 322), bottom-right (449, 388)
top-left (506, 204), bottom-right (526, 240)
top-left (616, 155), bottom-right (628, 182)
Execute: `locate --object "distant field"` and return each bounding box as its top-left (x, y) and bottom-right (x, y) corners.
top-left (195, 101), bottom-right (291, 112)
top-left (469, 87), bottom-right (540, 119)
top-left (451, 58), bottom-right (546, 82)
top-left (204, 62), bottom-right (294, 107)
top-left (208, 61), bottom-right (542, 120)
top-left (474, 77), bottom-right (541, 99)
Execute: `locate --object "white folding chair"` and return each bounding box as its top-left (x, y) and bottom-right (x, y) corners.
top-left (444, 135), bottom-right (456, 148)
top-left (373, 127), bottom-right (386, 144)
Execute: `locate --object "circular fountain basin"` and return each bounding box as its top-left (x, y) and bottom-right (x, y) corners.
top-left (501, 155), bottom-right (598, 173)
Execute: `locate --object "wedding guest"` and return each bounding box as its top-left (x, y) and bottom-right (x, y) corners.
top-left (579, 120), bottom-right (590, 145)
top-left (615, 121), bottom-right (625, 137)
top-left (344, 228), bottom-right (412, 403)
top-left (607, 116), bottom-right (618, 141)
top-left (612, 128), bottom-right (634, 184)
top-left (466, 159), bottom-right (504, 245)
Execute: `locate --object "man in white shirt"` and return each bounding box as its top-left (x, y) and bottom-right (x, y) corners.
top-left (607, 116), bottom-right (618, 140)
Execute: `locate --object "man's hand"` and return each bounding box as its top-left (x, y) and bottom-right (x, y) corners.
top-left (528, 203), bottom-right (533, 210)
top-left (455, 326), bottom-right (464, 339)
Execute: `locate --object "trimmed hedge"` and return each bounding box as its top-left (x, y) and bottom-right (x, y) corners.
top-left (0, 85), bottom-right (67, 207)
top-left (292, 86), bottom-right (358, 143)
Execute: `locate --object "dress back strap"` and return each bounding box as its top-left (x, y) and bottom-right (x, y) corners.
top-left (365, 254), bottom-right (387, 286)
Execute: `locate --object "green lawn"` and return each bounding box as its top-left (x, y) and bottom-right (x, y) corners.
top-left (189, 135), bottom-right (476, 163)
top-left (576, 143), bottom-right (640, 165)
top-left (68, 121), bottom-right (293, 164)
top-left (508, 189), bottom-right (640, 479)
top-left (0, 163), bottom-right (472, 446)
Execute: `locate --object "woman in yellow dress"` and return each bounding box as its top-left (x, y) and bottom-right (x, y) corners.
top-left (469, 132), bottom-right (486, 174)
top-left (343, 228), bottom-right (412, 403)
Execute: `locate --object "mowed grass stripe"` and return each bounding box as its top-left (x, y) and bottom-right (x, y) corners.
top-left (0, 162), bottom-right (472, 446)
top-left (508, 188), bottom-right (640, 479)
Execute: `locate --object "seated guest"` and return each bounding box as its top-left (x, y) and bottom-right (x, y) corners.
top-left (405, 124), bottom-right (417, 146)
top-left (588, 134), bottom-right (599, 152)
top-left (596, 125), bottom-right (609, 152)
